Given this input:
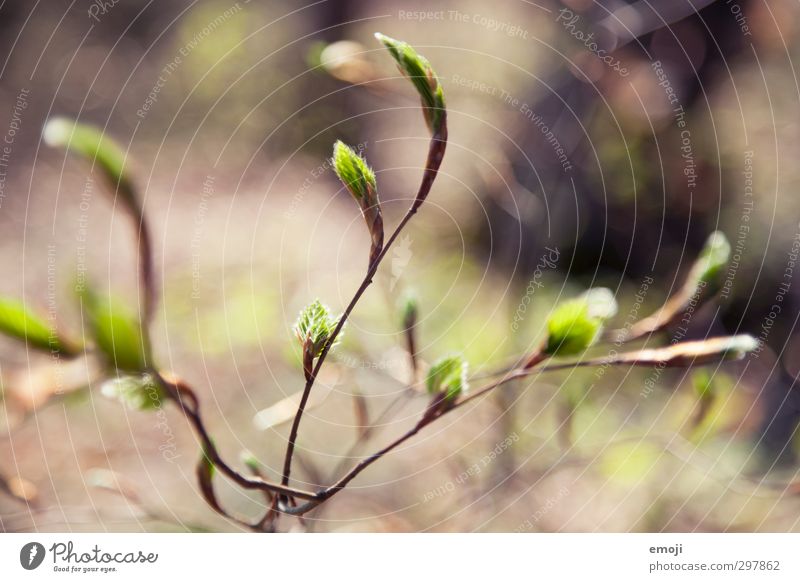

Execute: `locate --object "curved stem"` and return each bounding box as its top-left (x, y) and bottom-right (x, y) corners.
top-left (155, 372), bottom-right (317, 501)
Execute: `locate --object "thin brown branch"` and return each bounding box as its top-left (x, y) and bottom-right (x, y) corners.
top-left (329, 388), bottom-right (415, 483)
top-left (281, 361), bottom-right (537, 516)
top-left (279, 336), bottom-right (753, 516)
top-left (155, 372), bottom-right (318, 502)
top-left (196, 450), bottom-right (262, 531)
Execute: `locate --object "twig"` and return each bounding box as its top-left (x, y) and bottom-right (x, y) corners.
top-left (154, 372), bottom-right (317, 502)
top-left (280, 121), bottom-right (448, 489)
top-left (280, 358), bottom-right (540, 516)
top-left (279, 337), bottom-right (753, 516)
top-left (329, 388), bottom-right (416, 483)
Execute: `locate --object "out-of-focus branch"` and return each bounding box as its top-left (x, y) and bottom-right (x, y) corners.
top-left (154, 373), bottom-right (317, 502)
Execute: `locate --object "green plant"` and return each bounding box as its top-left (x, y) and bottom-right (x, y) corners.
top-left (1, 34), bottom-right (757, 532)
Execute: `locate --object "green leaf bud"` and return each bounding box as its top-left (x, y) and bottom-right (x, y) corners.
top-left (426, 354), bottom-right (468, 403)
top-left (79, 285), bottom-right (148, 372)
top-left (332, 141), bottom-right (384, 266)
top-left (544, 288), bottom-right (618, 357)
top-left (0, 297), bottom-right (80, 356)
top-left (374, 33), bottom-right (446, 134)
top-left (294, 299), bottom-right (342, 360)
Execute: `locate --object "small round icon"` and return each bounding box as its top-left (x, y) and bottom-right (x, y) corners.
top-left (20, 542), bottom-right (46, 570)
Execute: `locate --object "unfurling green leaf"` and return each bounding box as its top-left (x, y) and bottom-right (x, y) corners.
top-left (45, 118), bottom-right (155, 321)
top-left (691, 231), bottom-right (731, 293)
top-left (0, 297), bottom-right (80, 356)
top-left (294, 299), bottom-right (342, 360)
top-left (333, 140), bottom-right (376, 201)
top-left (79, 286), bottom-right (148, 372)
top-left (332, 141), bottom-right (384, 266)
top-left (544, 288), bottom-right (618, 357)
top-left (613, 232), bottom-right (731, 342)
top-left (100, 373), bottom-right (164, 410)
top-left (374, 33), bottom-right (446, 134)
top-left (426, 354), bottom-right (468, 402)
top-left (43, 118), bottom-right (138, 210)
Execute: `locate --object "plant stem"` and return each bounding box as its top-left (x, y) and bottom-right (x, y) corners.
top-left (403, 323), bottom-right (418, 381)
top-left (136, 212), bottom-right (156, 325)
top-left (156, 372), bottom-right (318, 501)
top-left (280, 123), bottom-right (448, 489)
top-left (329, 387), bottom-right (415, 483)
top-left (279, 336), bottom-right (750, 517)
top-left (281, 361), bottom-right (540, 516)
top-left (279, 210), bottom-right (417, 488)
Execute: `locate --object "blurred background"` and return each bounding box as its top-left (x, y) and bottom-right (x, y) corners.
top-left (2, 0), bottom-right (800, 532)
